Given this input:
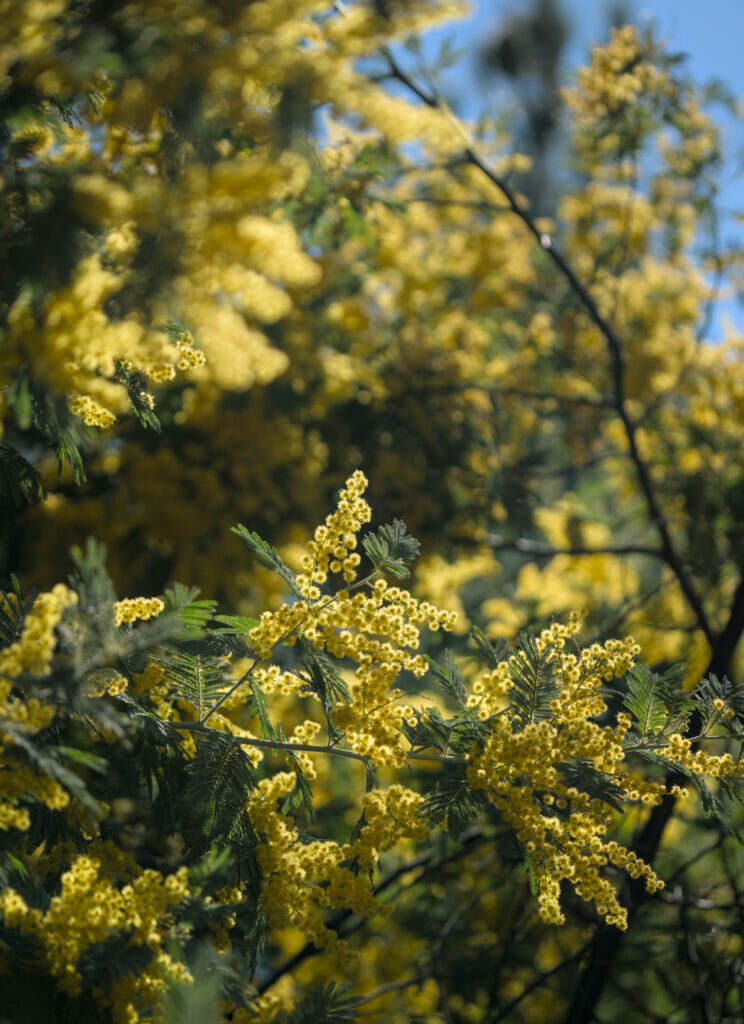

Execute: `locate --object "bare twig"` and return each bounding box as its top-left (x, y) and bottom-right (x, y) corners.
top-left (173, 721), bottom-right (464, 767)
top-left (482, 534), bottom-right (662, 559)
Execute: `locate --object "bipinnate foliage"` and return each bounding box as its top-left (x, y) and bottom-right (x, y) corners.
top-left (2, 1), bottom-right (744, 1021)
top-left (2, 476), bottom-right (744, 1022)
top-left (361, 518), bottom-right (421, 579)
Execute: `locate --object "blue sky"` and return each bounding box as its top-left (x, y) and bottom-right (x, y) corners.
top-left (411, 0), bottom-right (744, 337)
top-left (449, 1), bottom-right (744, 99)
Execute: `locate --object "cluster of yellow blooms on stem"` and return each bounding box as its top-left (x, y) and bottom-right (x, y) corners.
top-left (0, 585), bottom-right (78, 830)
top-left (0, 472), bottom-right (743, 1020)
top-left (0, 856), bottom-right (190, 1023)
top-left (466, 617), bottom-right (659, 928)
top-left (1, 0), bottom-right (471, 436)
top-left (248, 471), bottom-right (456, 767)
top-left (113, 596), bottom-right (165, 627)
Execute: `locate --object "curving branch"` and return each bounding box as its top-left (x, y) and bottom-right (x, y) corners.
top-left (382, 48), bottom-right (715, 650)
top-left (565, 573), bottom-right (744, 1024)
top-left (376, 48), bottom-right (744, 1024)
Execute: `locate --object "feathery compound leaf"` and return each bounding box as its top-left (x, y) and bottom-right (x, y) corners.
top-left (557, 760), bottom-right (626, 813)
top-left (470, 626), bottom-right (510, 670)
top-left (213, 614), bottom-right (260, 636)
top-left (694, 674), bottom-right (744, 734)
top-left (0, 575), bottom-right (36, 647)
top-left (426, 649), bottom-right (467, 709)
top-left (277, 723), bottom-right (316, 822)
top-left (689, 774), bottom-right (744, 843)
top-left (248, 680), bottom-right (277, 740)
top-left (2, 727), bottom-right (106, 815)
top-left (507, 631), bottom-right (560, 727)
top-left (0, 443), bottom-right (45, 505)
top-left (231, 525), bottom-right (303, 597)
top-left (158, 652), bottom-right (231, 720)
top-left (623, 666), bottom-right (669, 740)
top-left (69, 537), bottom-right (117, 610)
top-left (277, 982), bottom-right (361, 1024)
top-left (403, 706), bottom-right (453, 754)
top-left (299, 646), bottom-right (350, 742)
top-left (185, 731), bottom-right (255, 840)
top-left (162, 583), bottom-right (217, 638)
top-left (77, 933), bottom-right (155, 987)
top-left (421, 763), bottom-right (490, 836)
top-left (300, 646), bottom-right (351, 707)
top-left (362, 518), bottom-right (420, 579)
top-left (113, 360), bottom-right (161, 432)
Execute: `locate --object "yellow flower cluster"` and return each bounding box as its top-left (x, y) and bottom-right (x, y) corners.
top-left (249, 473), bottom-right (455, 766)
top-left (113, 596), bottom-right (165, 627)
top-left (67, 394), bottom-right (117, 428)
top-left (2, 0), bottom-right (475, 445)
top-left (0, 586), bottom-right (78, 829)
top-left (563, 25), bottom-right (672, 126)
top-left (84, 669), bottom-right (129, 698)
top-left (467, 618), bottom-right (663, 928)
top-left (296, 469), bottom-right (371, 591)
top-left (345, 785), bottom-right (429, 874)
top-left (665, 734), bottom-right (738, 777)
top-left (0, 583), bottom-right (77, 681)
top-left (0, 855), bottom-right (190, 1019)
top-left (246, 775), bottom-right (430, 958)
top-left (246, 772), bottom-right (349, 954)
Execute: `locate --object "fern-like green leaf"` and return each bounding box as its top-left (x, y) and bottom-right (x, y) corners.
top-left (469, 626), bottom-right (509, 670)
top-left (159, 652), bottom-right (230, 720)
top-left (113, 360), bottom-right (161, 431)
top-left (557, 759), bottom-right (625, 813)
top-left (623, 666), bottom-right (669, 740)
top-left (162, 583), bottom-right (217, 638)
top-left (421, 764), bottom-right (490, 836)
top-left (248, 680), bottom-right (277, 740)
top-left (695, 674), bottom-right (744, 735)
top-left (277, 982), bottom-right (361, 1024)
top-left (77, 933), bottom-right (155, 986)
top-left (231, 525), bottom-right (303, 597)
top-left (213, 614), bottom-right (260, 636)
top-left (277, 724), bottom-right (316, 822)
top-left (689, 774), bottom-right (744, 843)
top-left (426, 649), bottom-right (467, 709)
top-left (2, 726), bottom-right (105, 815)
top-left (0, 575), bottom-right (36, 647)
top-left (185, 731), bottom-right (255, 840)
top-left (0, 443), bottom-right (45, 505)
top-left (361, 519), bottom-right (420, 579)
top-left (507, 631), bottom-right (560, 727)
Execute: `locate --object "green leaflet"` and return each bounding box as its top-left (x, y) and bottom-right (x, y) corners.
top-left (231, 525), bottom-right (304, 597)
top-left (507, 630), bottom-right (560, 727)
top-left (361, 518), bottom-right (420, 579)
top-left (158, 651), bottom-right (231, 720)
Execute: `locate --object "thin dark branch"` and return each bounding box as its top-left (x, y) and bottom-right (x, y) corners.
top-left (376, 49), bottom-right (744, 1024)
top-left (354, 974), bottom-right (427, 1007)
top-left (257, 826), bottom-right (486, 994)
top-left (482, 535), bottom-right (662, 559)
top-left (489, 946), bottom-right (589, 1024)
top-left (383, 49), bottom-right (714, 650)
top-left (566, 574), bottom-right (744, 1024)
